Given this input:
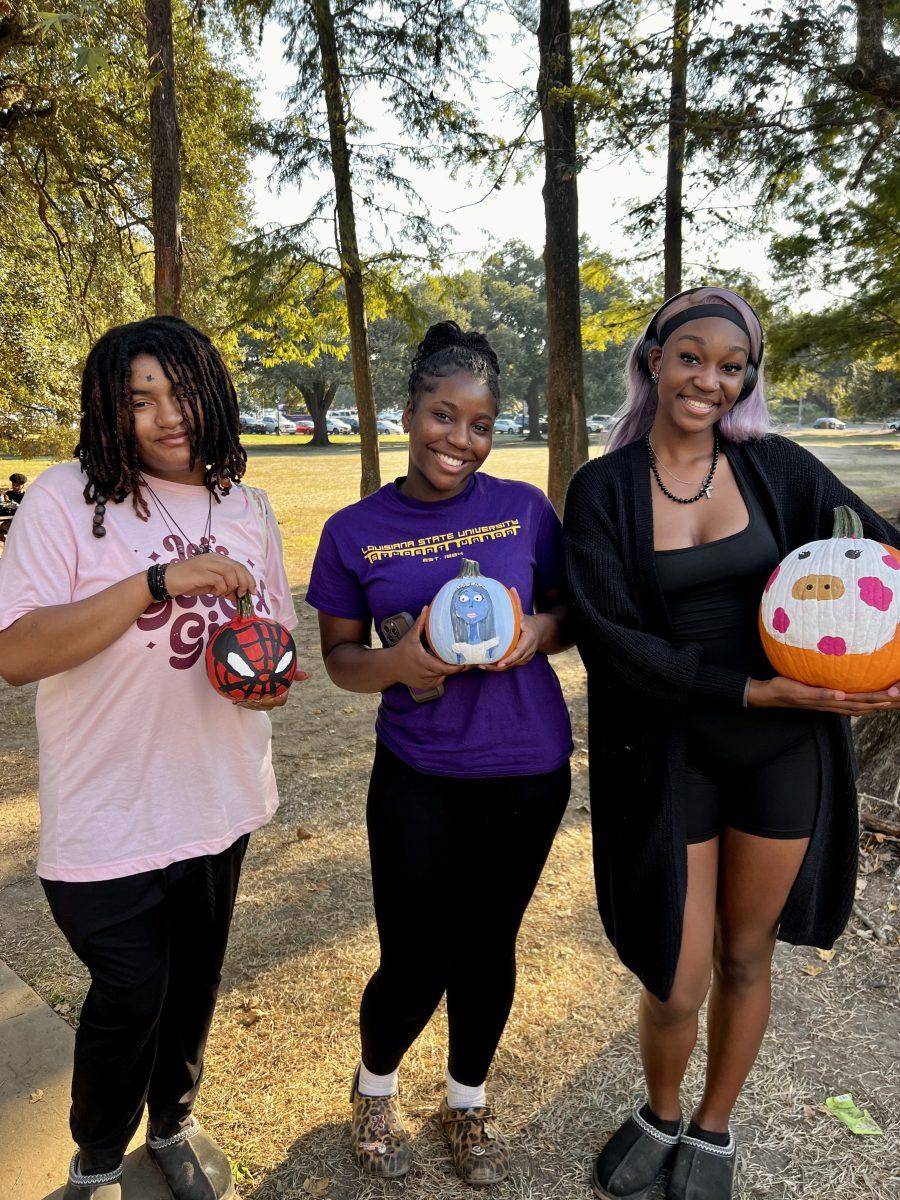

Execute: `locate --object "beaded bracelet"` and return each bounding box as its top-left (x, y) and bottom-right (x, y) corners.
top-left (147, 562), bottom-right (172, 603)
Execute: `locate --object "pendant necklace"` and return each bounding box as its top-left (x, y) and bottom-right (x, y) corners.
top-left (141, 475), bottom-right (213, 554)
top-left (645, 431), bottom-right (719, 504)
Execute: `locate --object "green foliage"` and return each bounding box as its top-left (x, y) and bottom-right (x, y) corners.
top-left (0, 1), bottom-right (258, 451)
top-left (838, 363), bottom-right (900, 421)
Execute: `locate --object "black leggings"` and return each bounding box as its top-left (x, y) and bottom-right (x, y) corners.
top-left (41, 836), bottom-right (248, 1172)
top-left (360, 741), bottom-right (570, 1086)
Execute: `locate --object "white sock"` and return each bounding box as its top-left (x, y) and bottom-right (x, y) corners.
top-left (446, 1070), bottom-right (487, 1110)
top-left (358, 1061), bottom-right (398, 1097)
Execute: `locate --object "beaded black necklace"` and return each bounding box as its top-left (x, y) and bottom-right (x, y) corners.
top-left (141, 475), bottom-right (213, 553)
top-left (645, 431), bottom-right (719, 504)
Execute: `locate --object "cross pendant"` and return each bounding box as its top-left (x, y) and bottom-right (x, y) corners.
top-left (703, 484), bottom-right (713, 500)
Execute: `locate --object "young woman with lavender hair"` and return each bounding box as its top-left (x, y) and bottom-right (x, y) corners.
top-left (563, 286), bottom-right (900, 1200)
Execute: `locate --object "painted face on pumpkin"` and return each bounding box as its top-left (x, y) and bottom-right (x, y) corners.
top-left (453, 589), bottom-right (492, 625)
top-left (207, 617), bottom-right (297, 701)
top-left (760, 532), bottom-right (900, 691)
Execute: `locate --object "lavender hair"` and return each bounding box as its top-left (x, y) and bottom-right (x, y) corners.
top-left (606, 286), bottom-right (771, 452)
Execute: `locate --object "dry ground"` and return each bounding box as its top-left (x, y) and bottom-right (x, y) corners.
top-left (0, 437), bottom-right (898, 1199)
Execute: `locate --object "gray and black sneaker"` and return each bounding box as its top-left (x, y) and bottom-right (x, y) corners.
top-left (147, 1116), bottom-right (236, 1200)
top-left (592, 1101), bottom-right (683, 1200)
top-left (667, 1128), bottom-right (736, 1200)
top-left (62, 1154), bottom-right (122, 1199)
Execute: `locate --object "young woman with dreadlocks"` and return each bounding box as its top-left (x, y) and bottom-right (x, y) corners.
top-left (563, 287), bottom-right (900, 1200)
top-left (306, 321), bottom-right (573, 1187)
top-left (0, 316), bottom-right (299, 1200)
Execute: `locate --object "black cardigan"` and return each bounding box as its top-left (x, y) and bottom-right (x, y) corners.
top-left (563, 434), bottom-right (899, 1000)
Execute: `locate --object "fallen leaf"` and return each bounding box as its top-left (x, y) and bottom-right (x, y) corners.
top-left (888, 903), bottom-right (898, 913)
top-left (874, 833), bottom-right (885, 843)
top-left (816, 949), bottom-right (837, 962)
top-left (53, 1001), bottom-right (71, 1015)
top-left (803, 965), bottom-right (824, 976)
top-left (296, 826), bottom-right (314, 841)
top-left (237, 997), bottom-right (264, 1026)
top-left (302, 1178), bottom-right (332, 1198)
top-left (29, 1089), bottom-right (44, 1103)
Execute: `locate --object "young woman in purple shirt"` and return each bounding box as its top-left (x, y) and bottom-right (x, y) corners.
top-left (306, 321), bottom-right (573, 1187)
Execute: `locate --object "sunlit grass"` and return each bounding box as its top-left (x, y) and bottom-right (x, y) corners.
top-left (5, 428), bottom-right (896, 586)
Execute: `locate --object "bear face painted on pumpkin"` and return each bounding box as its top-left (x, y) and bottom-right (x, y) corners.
top-left (759, 508), bottom-right (900, 691)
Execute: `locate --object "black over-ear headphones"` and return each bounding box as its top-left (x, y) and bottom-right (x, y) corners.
top-left (638, 286), bottom-right (764, 402)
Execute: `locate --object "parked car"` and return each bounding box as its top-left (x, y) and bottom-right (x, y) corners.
top-left (293, 418), bottom-right (314, 434)
top-left (813, 417), bottom-right (846, 430)
top-left (239, 410), bottom-right (265, 434)
top-left (493, 417), bottom-right (519, 434)
top-left (887, 418), bottom-right (900, 433)
top-left (587, 413), bottom-right (614, 432)
top-left (261, 413), bottom-right (297, 435)
top-left (327, 415), bottom-right (353, 434)
top-left (514, 414), bottom-right (548, 435)
top-left (377, 418), bottom-right (404, 435)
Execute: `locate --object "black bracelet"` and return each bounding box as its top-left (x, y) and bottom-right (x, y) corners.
top-left (147, 562), bottom-right (172, 603)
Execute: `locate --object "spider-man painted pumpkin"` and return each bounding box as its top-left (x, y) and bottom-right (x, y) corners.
top-left (425, 558), bottom-right (521, 666)
top-left (205, 594), bottom-right (299, 701)
top-left (759, 506), bottom-right (900, 691)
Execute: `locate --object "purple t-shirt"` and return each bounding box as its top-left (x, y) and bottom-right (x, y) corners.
top-left (306, 473), bottom-right (573, 777)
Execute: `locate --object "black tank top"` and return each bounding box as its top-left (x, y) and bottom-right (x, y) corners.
top-left (654, 453), bottom-right (779, 680)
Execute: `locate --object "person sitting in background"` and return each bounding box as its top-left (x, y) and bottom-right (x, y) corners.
top-left (0, 473), bottom-right (26, 544)
top-left (4, 472), bottom-right (27, 505)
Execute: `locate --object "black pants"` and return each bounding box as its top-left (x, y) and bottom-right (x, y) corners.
top-left (41, 835), bottom-right (248, 1172)
top-left (360, 741), bottom-right (570, 1086)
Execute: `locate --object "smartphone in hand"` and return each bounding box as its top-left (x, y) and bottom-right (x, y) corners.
top-left (378, 611), bottom-right (444, 703)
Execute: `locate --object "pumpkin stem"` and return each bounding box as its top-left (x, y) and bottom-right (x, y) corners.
top-left (832, 506), bottom-right (864, 539)
top-left (236, 593), bottom-right (254, 619)
top-left (457, 558), bottom-right (482, 578)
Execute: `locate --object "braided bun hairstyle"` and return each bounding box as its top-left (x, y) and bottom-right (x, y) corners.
top-left (407, 321), bottom-right (501, 410)
top-left (77, 316), bottom-right (246, 537)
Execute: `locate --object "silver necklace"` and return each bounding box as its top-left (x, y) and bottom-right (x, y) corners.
top-left (141, 475), bottom-right (213, 554)
top-left (647, 438), bottom-right (708, 486)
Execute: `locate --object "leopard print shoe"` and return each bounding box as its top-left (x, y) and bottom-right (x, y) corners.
top-left (440, 1099), bottom-right (510, 1187)
top-left (349, 1066), bottom-right (413, 1178)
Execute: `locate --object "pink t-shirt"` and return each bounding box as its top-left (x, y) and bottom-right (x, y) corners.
top-left (0, 462), bottom-right (298, 882)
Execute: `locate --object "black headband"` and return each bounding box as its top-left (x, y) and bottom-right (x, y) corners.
top-left (657, 303), bottom-right (752, 352)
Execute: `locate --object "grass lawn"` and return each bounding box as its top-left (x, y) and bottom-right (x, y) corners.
top-left (6, 429), bottom-right (897, 587)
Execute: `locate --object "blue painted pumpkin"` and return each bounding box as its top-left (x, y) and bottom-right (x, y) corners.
top-left (426, 558), bottom-right (521, 665)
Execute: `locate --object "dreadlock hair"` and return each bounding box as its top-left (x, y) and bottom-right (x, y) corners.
top-left (407, 321), bottom-right (501, 411)
top-left (76, 316), bottom-right (247, 537)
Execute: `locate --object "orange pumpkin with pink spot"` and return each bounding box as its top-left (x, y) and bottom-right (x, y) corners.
top-left (759, 506), bottom-right (900, 691)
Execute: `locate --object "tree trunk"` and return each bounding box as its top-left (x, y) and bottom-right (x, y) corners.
top-left (538, 0), bottom-right (588, 512)
top-left (311, 0), bottom-right (380, 497)
top-left (145, 0), bottom-right (182, 316)
top-left (525, 374), bottom-right (544, 442)
top-left (299, 379), bottom-right (336, 447)
top-left (664, 0), bottom-right (690, 297)
top-left (854, 710), bottom-right (900, 805)
top-left (840, 0), bottom-right (900, 107)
